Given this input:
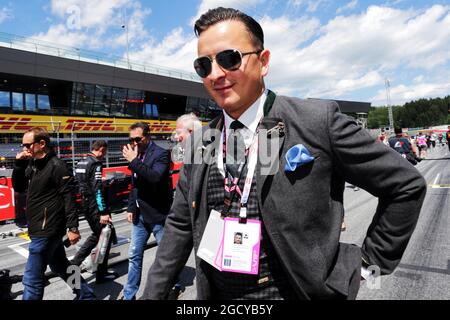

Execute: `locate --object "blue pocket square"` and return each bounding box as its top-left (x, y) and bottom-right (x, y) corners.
top-left (285, 144), bottom-right (314, 172)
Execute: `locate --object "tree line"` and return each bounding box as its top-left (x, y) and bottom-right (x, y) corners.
top-left (367, 95), bottom-right (450, 129)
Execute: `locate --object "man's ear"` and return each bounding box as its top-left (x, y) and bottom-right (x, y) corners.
top-left (259, 49), bottom-right (270, 77)
top-left (37, 139), bottom-right (46, 148)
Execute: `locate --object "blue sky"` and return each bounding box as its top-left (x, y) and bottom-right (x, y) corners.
top-left (0, 0), bottom-right (449, 106)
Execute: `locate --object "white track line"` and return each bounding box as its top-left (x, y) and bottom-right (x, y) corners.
top-left (433, 173), bottom-right (441, 185)
top-left (8, 241), bottom-right (30, 259)
top-left (8, 241), bottom-right (74, 260)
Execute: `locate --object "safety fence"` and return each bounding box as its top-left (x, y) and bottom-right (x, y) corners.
top-left (67, 122), bottom-right (174, 168)
top-left (0, 121), bottom-right (61, 169)
top-left (0, 120), bottom-right (174, 170)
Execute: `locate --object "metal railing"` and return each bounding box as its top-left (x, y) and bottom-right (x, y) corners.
top-left (68, 122), bottom-right (175, 168)
top-left (0, 31), bottom-right (201, 83)
top-left (0, 121), bottom-right (61, 168)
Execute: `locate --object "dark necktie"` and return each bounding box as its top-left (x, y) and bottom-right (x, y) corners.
top-left (226, 120), bottom-right (246, 178)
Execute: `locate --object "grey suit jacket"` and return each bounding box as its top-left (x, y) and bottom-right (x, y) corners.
top-left (142, 95), bottom-right (426, 300)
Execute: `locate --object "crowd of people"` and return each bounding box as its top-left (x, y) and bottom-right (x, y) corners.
top-left (380, 126), bottom-right (450, 161)
top-left (11, 6), bottom-right (436, 300)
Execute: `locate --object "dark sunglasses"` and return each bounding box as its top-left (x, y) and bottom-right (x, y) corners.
top-left (129, 137), bottom-right (143, 144)
top-left (21, 142), bottom-right (36, 149)
top-left (193, 49), bottom-right (262, 78)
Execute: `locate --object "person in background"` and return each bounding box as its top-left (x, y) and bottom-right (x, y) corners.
top-left (437, 133), bottom-right (443, 146)
top-left (163, 113), bottom-right (203, 299)
top-left (71, 140), bottom-right (118, 284)
top-left (403, 133), bottom-right (418, 158)
top-left (12, 127), bottom-right (95, 300)
top-left (416, 132), bottom-right (428, 158)
top-left (121, 122), bottom-right (171, 300)
top-left (172, 113), bottom-right (203, 157)
top-left (170, 113), bottom-right (203, 187)
top-left (446, 126), bottom-right (450, 152)
top-left (388, 128), bottom-right (417, 166)
top-left (429, 133), bottom-right (436, 149)
top-left (425, 133), bottom-right (431, 149)
top-left (377, 130), bottom-right (389, 146)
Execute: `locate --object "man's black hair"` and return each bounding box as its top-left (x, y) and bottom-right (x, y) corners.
top-left (26, 127), bottom-right (51, 147)
top-left (194, 7), bottom-right (264, 50)
top-left (394, 127), bottom-right (403, 135)
top-left (91, 140), bottom-right (108, 151)
top-left (129, 122), bottom-right (150, 136)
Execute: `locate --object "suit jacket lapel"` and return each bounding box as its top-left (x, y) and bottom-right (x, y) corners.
top-left (257, 98), bottom-right (286, 206)
top-left (192, 115), bottom-right (223, 215)
top-left (143, 141), bottom-right (154, 162)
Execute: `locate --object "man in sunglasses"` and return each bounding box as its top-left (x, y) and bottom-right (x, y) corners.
top-left (143, 7), bottom-right (426, 300)
top-left (12, 127), bottom-right (95, 300)
top-left (121, 122), bottom-right (172, 300)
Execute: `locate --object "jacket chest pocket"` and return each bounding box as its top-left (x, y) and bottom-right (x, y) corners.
top-left (31, 170), bottom-right (54, 191)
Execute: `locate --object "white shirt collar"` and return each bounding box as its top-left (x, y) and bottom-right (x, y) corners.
top-left (223, 89), bottom-right (267, 142)
top-left (217, 90), bottom-right (267, 177)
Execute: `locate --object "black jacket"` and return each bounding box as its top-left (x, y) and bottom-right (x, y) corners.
top-left (75, 154), bottom-right (107, 218)
top-left (12, 151), bottom-right (78, 237)
top-left (127, 142), bottom-right (172, 225)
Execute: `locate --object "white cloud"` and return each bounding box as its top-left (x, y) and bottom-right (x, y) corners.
top-left (126, 3), bottom-right (450, 105)
top-left (23, 1), bottom-right (450, 106)
top-left (126, 0), bottom-right (268, 77)
top-left (336, 0), bottom-right (358, 15)
top-left (371, 80), bottom-right (450, 105)
top-left (0, 7), bottom-right (13, 24)
top-left (288, 0), bottom-right (328, 13)
top-left (32, 24), bottom-right (89, 48)
top-left (31, 0), bottom-right (150, 51)
top-left (196, 0), bottom-right (263, 16)
top-left (105, 2), bottom-right (151, 49)
top-left (128, 28), bottom-right (198, 74)
top-left (413, 75), bottom-right (424, 83)
top-left (319, 70), bottom-right (384, 97)
top-left (50, 0), bottom-right (130, 31)
top-left (260, 4), bottom-right (450, 103)
top-left (383, 0), bottom-right (406, 6)
top-left (191, 0), bottom-right (265, 26)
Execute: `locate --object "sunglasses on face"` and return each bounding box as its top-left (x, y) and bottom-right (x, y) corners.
top-left (21, 142), bottom-right (36, 149)
top-left (193, 49), bottom-right (262, 78)
top-left (129, 137), bottom-right (144, 144)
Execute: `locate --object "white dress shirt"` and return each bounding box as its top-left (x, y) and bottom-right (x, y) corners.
top-left (217, 89), bottom-right (267, 177)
